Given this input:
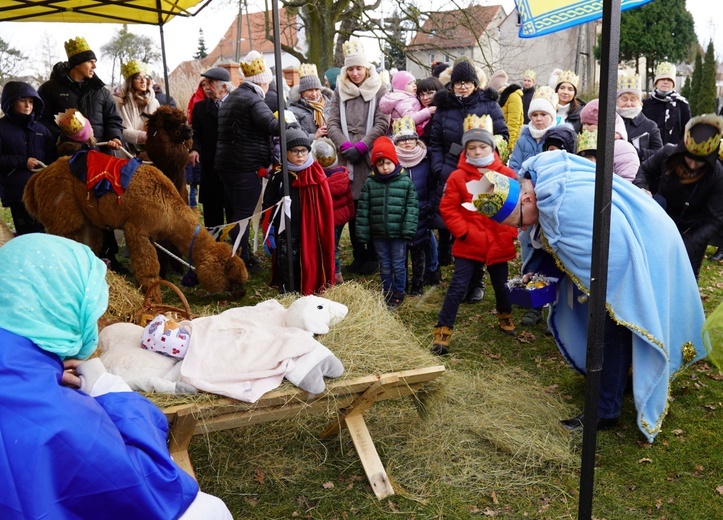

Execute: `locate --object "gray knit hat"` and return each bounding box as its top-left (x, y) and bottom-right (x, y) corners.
top-left (286, 126), bottom-right (311, 151)
top-left (462, 128), bottom-right (494, 148)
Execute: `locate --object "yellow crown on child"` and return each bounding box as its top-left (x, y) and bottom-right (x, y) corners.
top-left (684, 114), bottom-right (723, 157)
top-left (463, 113), bottom-right (493, 133)
top-left (343, 40), bottom-right (365, 58)
top-left (577, 129), bottom-right (598, 153)
top-left (392, 116), bottom-right (416, 138)
top-left (240, 53), bottom-right (267, 77)
top-left (298, 63), bottom-right (318, 78)
top-left (55, 108), bottom-right (87, 135)
top-left (617, 73), bottom-right (640, 92)
top-left (121, 60), bottom-right (146, 80)
top-left (556, 69), bottom-right (579, 89)
top-left (532, 86), bottom-right (558, 108)
top-left (523, 69), bottom-right (537, 81)
top-left (64, 37), bottom-right (91, 58)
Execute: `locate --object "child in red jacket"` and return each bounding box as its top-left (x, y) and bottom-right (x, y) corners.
top-left (432, 116), bottom-right (519, 354)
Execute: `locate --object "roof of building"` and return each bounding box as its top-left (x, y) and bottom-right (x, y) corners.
top-left (408, 5), bottom-right (504, 51)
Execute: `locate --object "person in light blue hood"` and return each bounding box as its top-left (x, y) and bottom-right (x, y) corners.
top-left (492, 150), bottom-right (705, 442)
top-left (0, 81), bottom-right (57, 234)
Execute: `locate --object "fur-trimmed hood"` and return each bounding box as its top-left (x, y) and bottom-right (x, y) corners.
top-left (498, 83), bottom-right (522, 108)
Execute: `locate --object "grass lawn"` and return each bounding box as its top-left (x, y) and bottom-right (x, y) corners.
top-left (3, 206), bottom-right (722, 519)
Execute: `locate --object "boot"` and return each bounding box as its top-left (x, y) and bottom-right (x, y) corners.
top-left (498, 313), bottom-right (516, 336)
top-left (431, 325), bottom-right (453, 355)
top-left (520, 308), bottom-right (543, 326)
top-left (712, 248), bottom-right (723, 262)
top-left (424, 268), bottom-right (441, 286)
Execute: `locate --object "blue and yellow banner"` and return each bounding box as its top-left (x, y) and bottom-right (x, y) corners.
top-left (515, 0), bottom-right (653, 38)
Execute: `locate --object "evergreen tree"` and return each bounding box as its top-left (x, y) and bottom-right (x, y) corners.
top-left (381, 10), bottom-right (408, 71)
top-left (698, 40), bottom-right (717, 115)
top-left (680, 75), bottom-right (692, 101)
top-left (194, 29), bottom-right (208, 59)
top-left (689, 52), bottom-right (703, 116)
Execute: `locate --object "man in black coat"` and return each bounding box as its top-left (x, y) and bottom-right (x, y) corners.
top-left (188, 67), bottom-right (232, 228)
top-left (37, 36), bottom-right (126, 273)
top-left (521, 69), bottom-right (537, 124)
top-left (642, 61), bottom-right (690, 146)
top-left (216, 51), bottom-right (280, 266)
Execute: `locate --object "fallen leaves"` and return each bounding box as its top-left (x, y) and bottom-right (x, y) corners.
top-left (322, 481), bottom-right (334, 490)
top-left (637, 458), bottom-right (653, 464)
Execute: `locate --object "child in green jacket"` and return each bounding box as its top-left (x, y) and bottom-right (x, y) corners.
top-left (356, 136), bottom-right (419, 308)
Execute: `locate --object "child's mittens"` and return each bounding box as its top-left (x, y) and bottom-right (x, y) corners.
top-left (285, 345), bottom-right (344, 394)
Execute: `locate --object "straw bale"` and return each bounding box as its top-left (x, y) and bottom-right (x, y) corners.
top-left (102, 271), bottom-right (144, 324)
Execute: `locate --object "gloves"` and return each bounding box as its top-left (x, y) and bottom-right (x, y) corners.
top-left (343, 147), bottom-right (362, 163)
top-left (339, 141), bottom-right (353, 153)
top-left (354, 141), bottom-right (369, 155)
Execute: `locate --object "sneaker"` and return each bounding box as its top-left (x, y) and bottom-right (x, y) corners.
top-left (465, 284), bottom-right (485, 304)
top-left (498, 313), bottom-right (516, 335)
top-left (409, 283), bottom-right (423, 297)
top-left (712, 248), bottom-right (723, 262)
top-left (560, 413), bottom-right (619, 433)
top-left (387, 293), bottom-right (405, 309)
top-left (520, 308), bottom-right (543, 326)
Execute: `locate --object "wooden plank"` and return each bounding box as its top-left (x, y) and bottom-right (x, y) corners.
top-left (167, 408), bottom-right (199, 481)
top-left (345, 413), bottom-right (394, 500)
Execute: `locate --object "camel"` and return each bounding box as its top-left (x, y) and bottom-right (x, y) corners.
top-left (23, 156), bottom-right (247, 302)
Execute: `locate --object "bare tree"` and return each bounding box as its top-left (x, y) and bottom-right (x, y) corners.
top-left (101, 25), bottom-right (162, 86)
top-left (0, 37), bottom-right (28, 87)
top-left (35, 32), bottom-right (60, 83)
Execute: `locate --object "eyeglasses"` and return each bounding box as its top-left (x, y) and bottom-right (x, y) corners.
top-left (289, 148), bottom-right (309, 156)
top-left (518, 202), bottom-right (524, 228)
top-left (453, 81), bottom-right (473, 89)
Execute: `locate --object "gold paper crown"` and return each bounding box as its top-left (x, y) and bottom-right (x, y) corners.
top-left (342, 40), bottom-right (365, 58)
top-left (240, 53), bottom-right (267, 77)
top-left (392, 116), bottom-right (416, 137)
top-left (577, 129), bottom-right (598, 153)
top-left (54, 108), bottom-right (87, 135)
top-left (494, 135), bottom-right (510, 165)
top-left (655, 61), bottom-right (676, 80)
top-left (468, 170), bottom-right (518, 221)
top-left (556, 69), bottom-right (579, 89)
top-left (617, 73), bottom-right (640, 93)
top-left (298, 63), bottom-right (318, 78)
top-left (121, 60), bottom-right (145, 80)
top-left (532, 86), bottom-right (558, 109)
top-left (64, 37), bottom-right (91, 58)
top-left (684, 114), bottom-right (723, 157)
top-left (463, 113), bottom-right (493, 133)
top-left (523, 69), bottom-right (537, 81)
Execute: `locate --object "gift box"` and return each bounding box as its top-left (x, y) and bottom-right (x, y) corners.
top-left (506, 281), bottom-right (557, 308)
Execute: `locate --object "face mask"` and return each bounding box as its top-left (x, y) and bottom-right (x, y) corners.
top-left (466, 153), bottom-right (494, 167)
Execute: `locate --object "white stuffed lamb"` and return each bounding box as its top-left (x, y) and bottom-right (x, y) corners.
top-left (98, 296), bottom-right (348, 400)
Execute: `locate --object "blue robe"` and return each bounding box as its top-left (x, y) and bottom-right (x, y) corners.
top-left (0, 327), bottom-right (199, 519)
top-left (519, 150), bottom-right (705, 442)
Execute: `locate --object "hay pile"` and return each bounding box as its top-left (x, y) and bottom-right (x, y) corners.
top-left (174, 282), bottom-right (578, 499)
top-left (102, 270), bottom-right (144, 324)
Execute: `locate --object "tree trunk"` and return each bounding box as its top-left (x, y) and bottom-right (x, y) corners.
top-left (305, 4), bottom-right (337, 72)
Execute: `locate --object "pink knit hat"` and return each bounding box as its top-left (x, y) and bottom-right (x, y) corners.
top-left (580, 99), bottom-right (599, 125)
top-left (391, 71), bottom-right (416, 92)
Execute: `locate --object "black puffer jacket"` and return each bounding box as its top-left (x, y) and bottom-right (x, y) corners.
top-left (0, 82), bottom-right (57, 205)
top-left (37, 62), bottom-right (123, 142)
top-left (215, 82), bottom-right (281, 173)
top-left (642, 91), bottom-right (691, 145)
top-left (635, 144), bottom-right (723, 270)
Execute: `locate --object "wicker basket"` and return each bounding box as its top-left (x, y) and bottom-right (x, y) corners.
top-left (133, 280), bottom-right (195, 326)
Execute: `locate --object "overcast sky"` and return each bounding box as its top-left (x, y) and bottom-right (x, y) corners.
top-left (0, 0), bottom-right (717, 84)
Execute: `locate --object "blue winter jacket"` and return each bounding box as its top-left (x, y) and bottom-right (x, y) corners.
top-left (508, 125), bottom-right (544, 173)
top-left (404, 155), bottom-right (434, 246)
top-left (0, 81), bottom-right (57, 206)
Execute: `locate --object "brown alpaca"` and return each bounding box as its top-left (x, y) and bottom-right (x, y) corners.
top-left (23, 156), bottom-right (248, 303)
top-left (143, 106), bottom-right (192, 202)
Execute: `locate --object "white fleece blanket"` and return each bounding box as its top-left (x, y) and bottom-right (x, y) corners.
top-left (180, 300), bottom-right (321, 403)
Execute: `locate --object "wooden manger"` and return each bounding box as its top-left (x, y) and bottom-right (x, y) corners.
top-left (162, 364), bottom-right (445, 500)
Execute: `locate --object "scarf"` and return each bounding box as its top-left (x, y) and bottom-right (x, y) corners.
top-left (617, 106), bottom-right (642, 119)
top-left (292, 161), bottom-right (336, 295)
top-left (528, 121), bottom-right (555, 140)
top-left (288, 154), bottom-right (314, 172)
top-left (0, 234), bottom-right (108, 360)
top-left (396, 141), bottom-right (427, 168)
top-left (338, 67), bottom-right (382, 102)
top-left (306, 97), bottom-right (327, 129)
